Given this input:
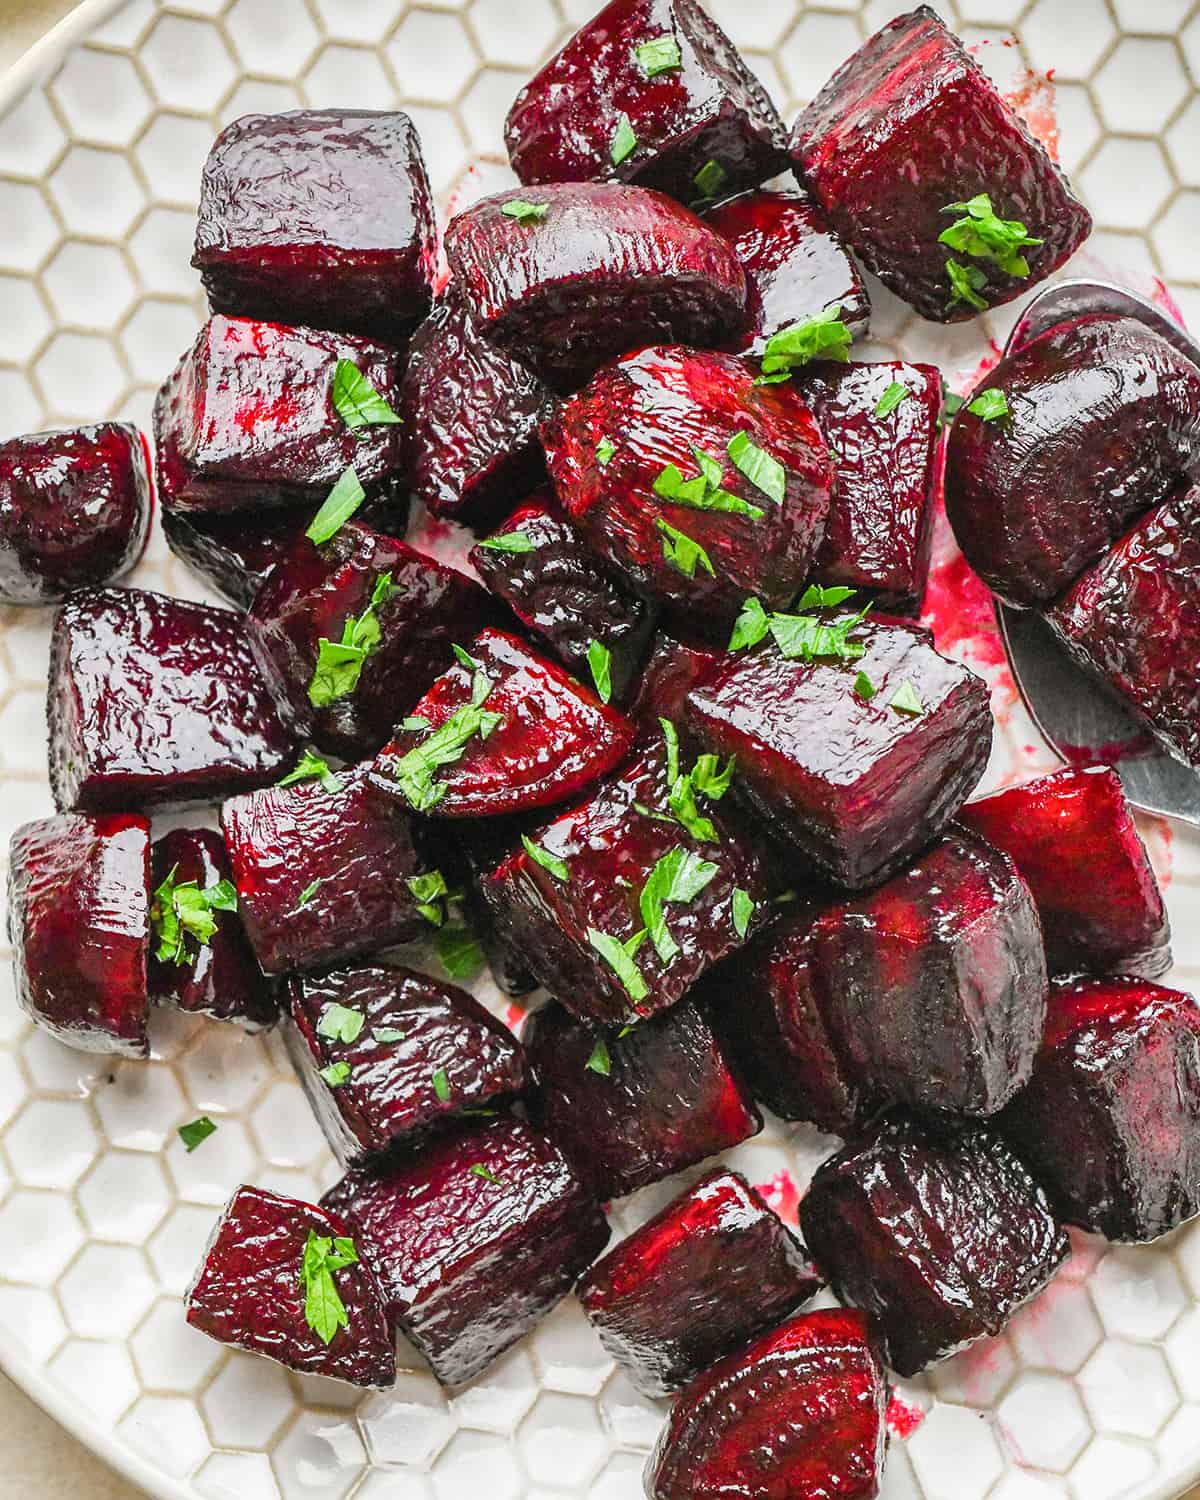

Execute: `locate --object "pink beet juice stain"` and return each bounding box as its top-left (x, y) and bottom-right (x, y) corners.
top-left (753, 1169), bottom-right (800, 1224)
top-left (885, 1394), bottom-right (926, 1440)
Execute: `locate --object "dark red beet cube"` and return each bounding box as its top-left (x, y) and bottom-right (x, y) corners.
top-left (960, 766), bottom-right (1170, 979)
top-left (444, 183), bottom-right (748, 391)
top-left (629, 630), bottom-right (723, 728)
top-left (525, 999), bottom-right (760, 1199)
top-left (686, 617), bottom-right (992, 887)
top-left (285, 963), bottom-right (527, 1168)
top-left (791, 6), bottom-right (1091, 323)
top-left (49, 586), bottom-right (293, 813)
top-left (579, 1168), bottom-right (819, 1396)
top-left (246, 521), bottom-right (495, 760)
top-left (999, 976), bottom-right (1200, 1242)
top-left (186, 1184), bottom-right (395, 1388)
top-left (193, 109), bottom-right (435, 341)
top-left (154, 315), bottom-right (404, 516)
top-left (8, 812), bottom-right (149, 1057)
top-left (0, 424), bottom-right (151, 604)
top-left (322, 1115), bottom-right (609, 1385)
top-left (543, 344), bottom-right (833, 628)
top-left (800, 1118), bottom-right (1069, 1376)
top-left (221, 764), bottom-right (429, 975)
top-left (647, 1308), bottom-right (888, 1500)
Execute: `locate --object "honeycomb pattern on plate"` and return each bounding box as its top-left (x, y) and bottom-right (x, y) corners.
top-left (0, 1), bottom-right (1199, 1498)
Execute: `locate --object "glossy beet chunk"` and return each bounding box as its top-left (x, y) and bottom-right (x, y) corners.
top-left (687, 617), bottom-right (992, 887)
top-left (543, 345), bottom-right (833, 627)
top-left (323, 1116), bottom-right (609, 1385)
top-left (445, 183), bottom-right (747, 391)
top-left (49, 586), bottom-right (294, 813)
top-left (792, 6), bottom-right (1091, 322)
top-left (525, 999), bottom-right (760, 1199)
top-left (193, 110), bottom-right (435, 340)
top-left (0, 424), bottom-right (151, 603)
top-left (579, 1168), bottom-right (820, 1396)
top-left (999, 976), bottom-right (1200, 1242)
top-left (647, 1308), bottom-right (888, 1500)
top-left (186, 1185), bottom-right (395, 1388)
top-left (800, 1118), bottom-right (1068, 1376)
top-left (629, 630), bottom-right (723, 728)
top-left (8, 813), bottom-right (149, 1057)
top-left (960, 766), bottom-right (1171, 978)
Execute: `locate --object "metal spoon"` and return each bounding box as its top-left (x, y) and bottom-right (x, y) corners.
top-left (990, 277), bottom-right (1200, 825)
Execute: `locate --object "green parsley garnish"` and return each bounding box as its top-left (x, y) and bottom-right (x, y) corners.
top-left (432, 1068), bottom-right (451, 1102)
top-left (178, 1117), bottom-right (217, 1152)
top-left (500, 198), bottom-right (549, 224)
top-left (436, 924), bottom-right (486, 981)
top-left (308, 571), bottom-right (401, 707)
top-left (373, 1027), bottom-right (406, 1045)
top-left (729, 595), bottom-right (770, 651)
top-left (639, 846), bottom-right (719, 963)
top-left (407, 870), bottom-right (450, 927)
top-left (588, 927), bottom-right (650, 1002)
top-left (760, 305), bottom-right (852, 377)
top-left (727, 430), bottom-right (785, 505)
top-left (299, 879), bottom-right (321, 906)
top-left (319, 1060), bottom-right (351, 1087)
top-left (967, 388), bottom-right (1010, 423)
top-left (692, 158), bottom-right (727, 201)
top-left (469, 1163), bottom-right (502, 1184)
top-left (279, 748), bottom-right (341, 794)
top-left (653, 447), bottom-right (764, 521)
top-left (300, 1230), bottom-right (359, 1345)
top-left (317, 1003), bottom-right (365, 1045)
top-left (875, 382), bottom-right (910, 419)
top-left (655, 717), bottom-right (735, 843)
top-left (477, 531), bottom-right (535, 553)
top-left (656, 516), bottom-right (715, 579)
top-left (402, 715), bottom-right (430, 731)
top-left (587, 639), bottom-right (613, 703)
top-left (940, 193), bottom-right (1042, 278)
top-left (732, 887), bottom-right (754, 938)
top-left (636, 33), bottom-right (681, 75)
top-left (331, 359), bottom-right (402, 434)
top-left (946, 258), bottom-right (989, 312)
top-left (521, 834), bottom-right (569, 884)
top-left (610, 113), bottom-right (638, 165)
top-left (586, 1037), bottom-right (612, 1076)
top-left (729, 588), bottom-right (869, 664)
top-left (306, 464), bottom-right (366, 545)
top-left (151, 865), bottom-right (237, 967)
top-left (854, 670), bottom-right (877, 700)
top-left (596, 436), bottom-right (616, 466)
top-left (453, 643), bottom-right (481, 672)
top-left (392, 667), bottom-right (503, 811)
top-left (891, 680), bottom-right (924, 716)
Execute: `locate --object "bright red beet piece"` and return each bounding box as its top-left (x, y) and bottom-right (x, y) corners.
top-left (193, 110), bottom-right (435, 341)
top-left (322, 1116), bottom-right (609, 1385)
top-left (8, 812), bottom-right (150, 1057)
top-left (999, 976), bottom-right (1200, 1242)
top-left (543, 345), bottom-right (833, 628)
top-left (286, 963), bottom-right (527, 1168)
top-left (579, 1168), bottom-right (819, 1396)
top-left (444, 183), bottom-right (748, 391)
top-left (960, 766), bottom-right (1171, 979)
top-left (186, 1184), bottom-right (395, 1388)
top-left (799, 1118), bottom-right (1069, 1376)
top-left (0, 424), bottom-right (151, 604)
top-left (49, 586), bottom-right (294, 814)
top-left (628, 630), bottom-right (723, 728)
top-left (791, 6), bottom-right (1091, 323)
top-left (646, 1308), bottom-right (888, 1500)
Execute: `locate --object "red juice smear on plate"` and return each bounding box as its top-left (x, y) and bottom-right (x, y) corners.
top-left (886, 1394), bottom-right (926, 1440)
top-left (753, 1168), bottom-right (799, 1225)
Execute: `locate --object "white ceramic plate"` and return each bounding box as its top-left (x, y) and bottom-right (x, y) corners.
top-left (1, 2), bottom-right (1199, 1498)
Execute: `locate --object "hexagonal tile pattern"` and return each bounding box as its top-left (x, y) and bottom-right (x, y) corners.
top-left (59, 1243), bottom-right (156, 1338)
top-left (1089, 1245), bottom-right (1187, 1341)
top-left (51, 48), bottom-right (152, 147)
top-left (1093, 38), bottom-right (1189, 135)
top-left (1078, 1341), bottom-right (1181, 1439)
top-left (389, 11), bottom-right (479, 102)
top-left (997, 1373), bottom-right (1092, 1471)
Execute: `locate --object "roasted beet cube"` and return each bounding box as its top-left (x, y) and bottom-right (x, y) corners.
top-left (286, 963), bottom-right (527, 1168)
top-left (525, 999), bottom-right (760, 1199)
top-left (706, 187), bottom-right (869, 355)
top-left (791, 6), bottom-right (1091, 322)
top-left (960, 766), bottom-right (1170, 979)
top-left (154, 315), bottom-right (404, 516)
top-left (193, 110), bottom-right (435, 341)
top-left (221, 765), bottom-right (429, 975)
top-left (149, 828), bottom-right (278, 1030)
top-left (647, 1308), bottom-right (888, 1500)
top-left (999, 976), bottom-right (1200, 1242)
top-left (946, 316), bottom-right (1200, 607)
top-left (444, 183), bottom-right (747, 391)
top-left (8, 812), bottom-right (150, 1057)
top-left (543, 345), bottom-right (833, 628)
top-left (629, 630), bottom-right (723, 728)
top-left (579, 1168), bottom-right (819, 1395)
top-left (246, 522), bottom-right (495, 760)
top-left (186, 1185), bottom-right (394, 1388)
top-left (686, 617), bottom-right (992, 887)
top-left (49, 586), bottom-right (293, 813)
top-left (0, 424), bottom-right (151, 604)
top-left (322, 1115), bottom-right (609, 1384)
top-left (800, 1118), bottom-right (1068, 1376)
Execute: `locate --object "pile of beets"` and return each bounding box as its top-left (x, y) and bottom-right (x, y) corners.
top-left (5, 3), bottom-right (1200, 1496)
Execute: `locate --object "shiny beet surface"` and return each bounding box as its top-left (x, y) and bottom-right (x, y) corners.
top-left (154, 315), bottom-right (404, 515)
top-left (322, 1116), bottom-right (609, 1385)
top-left (503, 0), bottom-right (786, 204)
top-left (369, 629), bottom-right (636, 818)
top-left (646, 1308), bottom-right (888, 1500)
top-left (49, 586), bottom-right (294, 813)
top-left (686, 619), bottom-right (992, 887)
top-left (543, 345), bottom-right (834, 627)
top-left (193, 110), bottom-right (435, 340)
top-left (946, 316), bottom-right (1200, 606)
top-left (444, 183), bottom-right (748, 391)
top-left (998, 976), bottom-right (1200, 1242)
top-left (8, 812), bottom-right (150, 1057)
top-left (0, 424), bottom-right (151, 604)
top-left (791, 6), bottom-right (1091, 323)
top-left (149, 828), bottom-right (278, 1030)
top-left (628, 630), bottom-right (724, 728)
top-left (221, 765), bottom-right (429, 975)
top-left (186, 1184), bottom-right (395, 1388)
top-left (578, 1168), bottom-right (821, 1396)
top-left (525, 999), bottom-right (761, 1200)
top-left (960, 766), bottom-right (1171, 978)
top-left (800, 1118), bottom-right (1069, 1376)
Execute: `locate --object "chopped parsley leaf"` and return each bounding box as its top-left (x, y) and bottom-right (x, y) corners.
top-left (639, 846), bottom-right (719, 963)
top-left (330, 360), bottom-right (402, 434)
top-left (610, 113), bottom-right (638, 165)
top-left (522, 834), bottom-right (570, 883)
top-left (946, 258), bottom-right (989, 312)
top-left (178, 1116), bottom-right (217, 1152)
top-left (432, 1068), bottom-right (451, 1102)
top-left (436, 924), bottom-right (486, 981)
top-left (151, 865), bottom-right (237, 967)
top-left (587, 638), bottom-right (613, 703)
top-left (586, 1037), bottom-right (612, 1076)
top-left (890, 680), bottom-right (924, 716)
top-left (732, 887), bottom-right (754, 939)
top-left (477, 531), bottom-right (535, 553)
top-left (588, 927), bottom-right (650, 1002)
top-left (655, 516), bottom-right (715, 579)
top-left (306, 465), bottom-right (366, 544)
top-left (279, 748), bottom-right (341, 794)
top-left (939, 193), bottom-right (1042, 278)
top-left (407, 869), bottom-right (450, 927)
top-left (500, 198), bottom-right (549, 224)
top-left (875, 381), bottom-right (910, 419)
top-left (300, 1230), bottom-right (359, 1345)
top-left (469, 1163), bottom-right (502, 1184)
top-left (319, 1061), bottom-right (351, 1087)
top-left (299, 879), bottom-right (322, 907)
top-left (967, 388), bottom-right (1010, 423)
top-left (373, 1027), bottom-right (406, 1044)
top-left (727, 430), bottom-right (785, 505)
top-left (854, 670), bottom-right (877, 701)
top-left (760, 305), bottom-right (852, 376)
top-left (391, 677), bottom-right (504, 812)
top-left (596, 436), bottom-right (616, 466)
top-left (636, 33), bottom-right (681, 75)
top-left (307, 571), bottom-right (401, 707)
top-left (692, 158), bottom-right (727, 201)
top-left (317, 1002), bottom-right (365, 1045)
